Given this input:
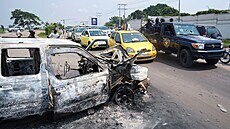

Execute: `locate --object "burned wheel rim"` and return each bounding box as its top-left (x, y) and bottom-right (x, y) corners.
top-left (114, 86), bottom-right (134, 106)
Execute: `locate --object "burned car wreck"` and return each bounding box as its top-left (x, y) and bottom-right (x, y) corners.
top-left (0, 38), bottom-right (149, 121)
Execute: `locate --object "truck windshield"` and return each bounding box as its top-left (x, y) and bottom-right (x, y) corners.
top-left (122, 33), bottom-right (148, 43)
top-left (174, 24), bottom-right (200, 36)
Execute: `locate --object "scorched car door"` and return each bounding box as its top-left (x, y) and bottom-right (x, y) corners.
top-left (0, 48), bottom-right (48, 120)
top-left (46, 47), bottom-right (110, 114)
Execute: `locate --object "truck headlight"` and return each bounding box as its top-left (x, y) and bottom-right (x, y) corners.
top-left (192, 43), bottom-right (204, 49)
top-left (126, 47), bottom-right (135, 53)
top-left (221, 42), bottom-right (224, 48)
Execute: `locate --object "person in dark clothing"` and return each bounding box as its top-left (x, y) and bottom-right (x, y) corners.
top-left (28, 30), bottom-right (35, 38)
top-left (145, 19), bottom-right (152, 28)
top-left (1, 25), bottom-right (4, 31)
top-left (160, 18), bottom-right (165, 23)
top-left (155, 18), bottom-right (160, 25)
top-left (169, 18), bottom-right (174, 22)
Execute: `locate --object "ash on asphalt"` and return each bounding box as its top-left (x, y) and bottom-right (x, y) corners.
top-left (0, 85), bottom-right (208, 129)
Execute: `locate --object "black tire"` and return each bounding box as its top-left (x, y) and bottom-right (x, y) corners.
top-left (205, 59), bottom-right (219, 65)
top-left (179, 49), bottom-right (193, 68)
top-left (220, 51), bottom-right (230, 64)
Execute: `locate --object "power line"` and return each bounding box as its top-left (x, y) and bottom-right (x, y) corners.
top-left (118, 4), bottom-right (127, 27)
top-left (96, 12), bottom-right (102, 25)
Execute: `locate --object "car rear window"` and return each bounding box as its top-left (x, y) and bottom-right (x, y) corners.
top-left (1, 48), bottom-right (41, 76)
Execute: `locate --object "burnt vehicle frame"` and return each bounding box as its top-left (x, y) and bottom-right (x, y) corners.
top-left (0, 38), bottom-right (149, 121)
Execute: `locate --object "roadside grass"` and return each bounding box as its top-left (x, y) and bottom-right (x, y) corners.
top-left (38, 31), bottom-right (62, 38)
top-left (0, 29), bottom-right (5, 34)
top-left (223, 39), bottom-right (230, 48)
top-left (38, 32), bottom-right (47, 38)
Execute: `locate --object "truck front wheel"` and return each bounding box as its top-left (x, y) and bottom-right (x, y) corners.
top-left (179, 49), bottom-right (193, 68)
top-left (205, 59), bottom-right (219, 65)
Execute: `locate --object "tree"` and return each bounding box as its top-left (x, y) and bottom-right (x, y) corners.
top-left (196, 9), bottom-right (229, 15)
top-left (143, 4), bottom-right (179, 16)
top-left (104, 16), bottom-right (124, 27)
top-left (128, 10), bottom-right (146, 20)
top-left (10, 9), bottom-right (41, 27)
top-left (127, 4), bottom-right (183, 20)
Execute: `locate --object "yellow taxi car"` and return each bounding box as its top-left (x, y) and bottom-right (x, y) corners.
top-left (80, 29), bottom-right (109, 48)
top-left (109, 30), bottom-right (157, 61)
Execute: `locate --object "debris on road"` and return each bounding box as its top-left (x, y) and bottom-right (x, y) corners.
top-left (217, 104), bottom-right (228, 113)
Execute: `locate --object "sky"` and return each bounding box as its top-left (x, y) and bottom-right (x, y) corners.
top-left (0, 0), bottom-right (230, 27)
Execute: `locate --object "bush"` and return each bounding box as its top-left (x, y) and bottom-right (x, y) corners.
top-left (0, 28), bottom-right (4, 34)
top-left (45, 24), bottom-right (56, 35)
top-left (38, 32), bottom-right (47, 38)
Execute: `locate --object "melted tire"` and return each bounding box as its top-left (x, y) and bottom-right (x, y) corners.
top-left (114, 86), bottom-right (134, 106)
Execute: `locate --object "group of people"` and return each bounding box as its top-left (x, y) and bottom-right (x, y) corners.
top-left (16, 29), bottom-right (35, 38)
top-left (142, 18), bottom-right (174, 34)
top-left (16, 29), bottom-right (60, 38)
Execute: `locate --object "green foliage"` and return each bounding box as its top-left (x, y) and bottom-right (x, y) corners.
top-left (104, 16), bottom-right (124, 27)
top-left (44, 23), bottom-right (63, 35)
top-left (10, 9), bottom-right (41, 27)
top-left (105, 22), bottom-right (114, 27)
top-left (180, 13), bottom-right (190, 16)
top-left (223, 39), bottom-right (230, 48)
top-left (129, 10), bottom-right (146, 20)
top-left (196, 9), bottom-right (229, 15)
top-left (143, 4), bottom-right (179, 16)
top-left (45, 24), bottom-right (56, 35)
top-left (0, 28), bottom-right (5, 34)
top-left (128, 4), bottom-right (180, 20)
top-left (38, 32), bottom-right (47, 38)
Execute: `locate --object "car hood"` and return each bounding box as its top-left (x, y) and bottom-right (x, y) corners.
top-left (123, 42), bottom-right (153, 51)
top-left (177, 35), bottom-right (221, 44)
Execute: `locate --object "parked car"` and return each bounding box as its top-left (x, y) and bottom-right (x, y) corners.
top-left (80, 29), bottom-right (109, 48)
top-left (196, 25), bottom-right (222, 40)
top-left (8, 26), bottom-right (24, 32)
top-left (71, 27), bottom-right (86, 42)
top-left (98, 26), bottom-right (111, 36)
top-left (0, 38), bottom-right (149, 121)
top-left (66, 28), bottom-right (74, 39)
top-left (109, 30), bottom-right (157, 62)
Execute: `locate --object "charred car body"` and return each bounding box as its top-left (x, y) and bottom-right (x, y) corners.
top-left (0, 38), bottom-right (149, 121)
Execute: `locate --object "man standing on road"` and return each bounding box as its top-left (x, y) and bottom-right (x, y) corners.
top-left (1, 25), bottom-right (4, 31)
top-left (48, 29), bottom-right (60, 38)
top-left (16, 29), bottom-right (22, 38)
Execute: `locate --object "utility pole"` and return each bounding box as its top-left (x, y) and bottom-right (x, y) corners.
top-left (118, 4), bottom-right (121, 28)
top-left (96, 12), bottom-right (102, 26)
top-left (118, 4), bottom-right (127, 28)
top-left (178, 0), bottom-right (181, 22)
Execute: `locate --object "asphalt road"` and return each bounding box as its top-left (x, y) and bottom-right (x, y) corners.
top-left (0, 31), bottom-right (229, 129)
top-left (140, 52), bottom-right (230, 129)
